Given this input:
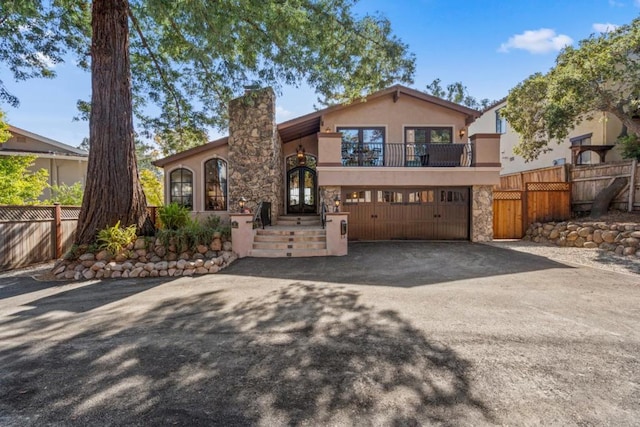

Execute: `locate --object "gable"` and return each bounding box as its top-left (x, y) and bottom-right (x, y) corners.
top-left (2, 126), bottom-right (88, 157)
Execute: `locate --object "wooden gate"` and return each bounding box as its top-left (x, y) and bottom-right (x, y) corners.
top-left (493, 182), bottom-right (571, 239)
top-left (493, 191), bottom-right (523, 239)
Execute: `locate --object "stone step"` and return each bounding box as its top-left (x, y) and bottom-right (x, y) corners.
top-left (256, 229), bottom-right (326, 236)
top-left (249, 248), bottom-right (329, 258)
top-left (252, 241), bottom-right (326, 250)
top-left (276, 216), bottom-right (321, 226)
top-left (254, 234), bottom-right (326, 243)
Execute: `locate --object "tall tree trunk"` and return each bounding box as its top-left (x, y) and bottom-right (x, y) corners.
top-left (75, 0), bottom-right (151, 245)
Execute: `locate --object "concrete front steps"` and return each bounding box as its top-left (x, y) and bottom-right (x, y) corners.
top-left (249, 216), bottom-right (327, 257)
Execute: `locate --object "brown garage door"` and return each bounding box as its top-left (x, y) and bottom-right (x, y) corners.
top-left (342, 187), bottom-right (469, 240)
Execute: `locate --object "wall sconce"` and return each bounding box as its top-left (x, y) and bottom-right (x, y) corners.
top-left (325, 127), bottom-right (332, 133)
top-left (296, 144), bottom-right (306, 165)
top-left (333, 195), bottom-right (341, 212)
top-left (459, 128), bottom-right (466, 140)
top-left (239, 196), bottom-right (247, 213)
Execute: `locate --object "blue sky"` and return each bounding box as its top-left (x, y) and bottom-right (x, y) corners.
top-left (1, 0), bottom-right (638, 147)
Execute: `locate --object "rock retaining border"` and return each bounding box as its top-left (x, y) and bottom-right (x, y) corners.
top-left (52, 236), bottom-right (238, 281)
top-left (523, 220), bottom-right (640, 257)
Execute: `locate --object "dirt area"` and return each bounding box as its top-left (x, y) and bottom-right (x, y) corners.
top-left (572, 209), bottom-right (640, 224)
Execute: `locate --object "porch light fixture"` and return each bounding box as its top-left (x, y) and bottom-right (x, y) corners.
top-left (459, 128), bottom-right (466, 139)
top-left (238, 196), bottom-right (247, 212)
top-left (325, 127), bottom-right (332, 133)
top-left (296, 144), bottom-right (306, 165)
top-left (333, 195), bottom-right (340, 212)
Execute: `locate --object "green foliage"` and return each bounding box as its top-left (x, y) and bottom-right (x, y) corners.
top-left (43, 182), bottom-right (84, 205)
top-left (202, 214), bottom-right (221, 229)
top-left (0, 155), bottom-right (49, 205)
top-left (502, 17), bottom-right (640, 161)
top-left (126, 1), bottom-right (415, 143)
top-left (618, 134), bottom-right (640, 161)
top-left (155, 215), bottom-right (226, 251)
top-left (0, 0), bottom-right (90, 107)
top-left (139, 168), bottom-right (164, 206)
top-left (157, 202), bottom-right (190, 230)
top-left (424, 79), bottom-right (492, 110)
top-left (0, 110), bottom-right (11, 143)
top-left (97, 220), bottom-right (138, 255)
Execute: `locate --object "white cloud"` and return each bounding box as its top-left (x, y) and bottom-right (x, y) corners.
top-left (593, 22), bottom-right (619, 33)
top-left (275, 106), bottom-right (294, 121)
top-left (608, 0), bottom-right (624, 6)
top-left (498, 28), bottom-right (573, 54)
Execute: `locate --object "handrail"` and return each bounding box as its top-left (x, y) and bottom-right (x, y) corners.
top-left (341, 142), bottom-right (473, 167)
top-left (320, 201), bottom-right (327, 229)
top-left (254, 201), bottom-right (264, 229)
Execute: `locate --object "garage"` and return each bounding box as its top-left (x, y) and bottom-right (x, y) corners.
top-left (342, 187), bottom-right (469, 240)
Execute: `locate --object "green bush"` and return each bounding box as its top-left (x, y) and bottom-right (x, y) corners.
top-left (97, 220), bottom-right (138, 255)
top-left (158, 202), bottom-right (190, 230)
top-left (202, 214), bottom-right (221, 229)
top-left (155, 215), bottom-right (228, 251)
top-left (619, 134), bottom-right (640, 161)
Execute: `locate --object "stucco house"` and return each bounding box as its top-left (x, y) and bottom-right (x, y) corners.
top-left (1, 125), bottom-right (88, 201)
top-left (470, 99), bottom-right (625, 175)
top-left (153, 85), bottom-right (500, 254)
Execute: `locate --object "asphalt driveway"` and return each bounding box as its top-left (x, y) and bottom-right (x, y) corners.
top-left (0, 242), bottom-right (638, 426)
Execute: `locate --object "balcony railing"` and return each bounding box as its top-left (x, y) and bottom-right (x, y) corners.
top-left (341, 142), bottom-right (472, 167)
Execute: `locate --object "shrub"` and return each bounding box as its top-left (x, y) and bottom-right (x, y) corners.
top-left (202, 214), bottom-right (221, 229)
top-left (619, 134), bottom-right (640, 161)
top-left (158, 202), bottom-right (190, 230)
top-left (155, 215), bottom-right (228, 251)
top-left (97, 220), bottom-right (137, 255)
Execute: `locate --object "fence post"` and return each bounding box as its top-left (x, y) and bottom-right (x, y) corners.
top-left (629, 159), bottom-right (638, 212)
top-left (54, 203), bottom-right (62, 259)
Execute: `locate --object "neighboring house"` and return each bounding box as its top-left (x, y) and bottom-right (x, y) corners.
top-left (1, 126), bottom-right (88, 201)
top-left (154, 85), bottom-right (500, 243)
top-left (470, 99), bottom-right (625, 175)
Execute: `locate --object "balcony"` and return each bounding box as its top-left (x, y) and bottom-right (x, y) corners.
top-left (341, 142), bottom-right (473, 167)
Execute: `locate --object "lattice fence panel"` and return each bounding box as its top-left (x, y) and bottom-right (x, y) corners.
top-left (493, 191), bottom-right (523, 200)
top-left (0, 206), bottom-right (54, 222)
top-left (526, 182), bottom-right (571, 192)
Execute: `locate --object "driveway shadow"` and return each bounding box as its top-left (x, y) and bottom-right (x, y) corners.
top-left (0, 282), bottom-right (495, 425)
top-left (222, 242), bottom-right (572, 287)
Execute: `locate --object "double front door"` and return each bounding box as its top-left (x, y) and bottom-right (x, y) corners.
top-left (287, 166), bottom-right (317, 214)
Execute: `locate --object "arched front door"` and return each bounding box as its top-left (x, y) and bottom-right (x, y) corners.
top-left (287, 166), bottom-right (317, 214)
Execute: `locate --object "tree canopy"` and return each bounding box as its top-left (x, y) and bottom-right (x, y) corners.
top-left (501, 17), bottom-right (640, 161)
top-left (424, 79), bottom-right (491, 110)
top-left (0, 0), bottom-right (415, 244)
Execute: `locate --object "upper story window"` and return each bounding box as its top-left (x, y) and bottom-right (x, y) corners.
top-left (338, 127), bottom-right (385, 166)
top-left (570, 133), bottom-right (593, 165)
top-left (405, 127), bottom-right (452, 144)
top-left (496, 109), bottom-right (506, 134)
top-left (169, 168), bottom-right (193, 210)
top-left (204, 158), bottom-right (227, 211)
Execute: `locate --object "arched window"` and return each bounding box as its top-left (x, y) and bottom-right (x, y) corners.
top-left (169, 168), bottom-right (193, 209)
top-left (204, 158), bottom-right (227, 211)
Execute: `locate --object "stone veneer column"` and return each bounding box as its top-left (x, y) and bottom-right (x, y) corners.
top-left (471, 185), bottom-right (493, 242)
top-left (320, 186), bottom-right (341, 214)
top-left (228, 88), bottom-right (284, 219)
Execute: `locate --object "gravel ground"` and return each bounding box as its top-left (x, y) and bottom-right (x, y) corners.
top-left (487, 240), bottom-right (640, 276)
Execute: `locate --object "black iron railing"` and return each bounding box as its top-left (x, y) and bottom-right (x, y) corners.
top-left (341, 142), bottom-right (472, 167)
top-left (320, 201), bottom-right (327, 229)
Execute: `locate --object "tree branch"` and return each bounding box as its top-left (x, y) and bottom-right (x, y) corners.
top-left (127, 6), bottom-right (183, 130)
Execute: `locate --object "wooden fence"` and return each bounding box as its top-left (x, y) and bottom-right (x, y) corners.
top-left (493, 182), bottom-right (572, 239)
top-left (0, 205), bottom-right (80, 271)
top-left (0, 205), bottom-right (159, 271)
top-left (496, 165), bottom-right (567, 190)
top-left (570, 161), bottom-right (640, 213)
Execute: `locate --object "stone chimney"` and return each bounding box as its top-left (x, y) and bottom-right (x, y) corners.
top-left (228, 87), bottom-right (283, 218)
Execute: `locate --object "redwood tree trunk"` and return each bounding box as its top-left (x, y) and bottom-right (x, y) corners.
top-left (75, 0), bottom-right (151, 245)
